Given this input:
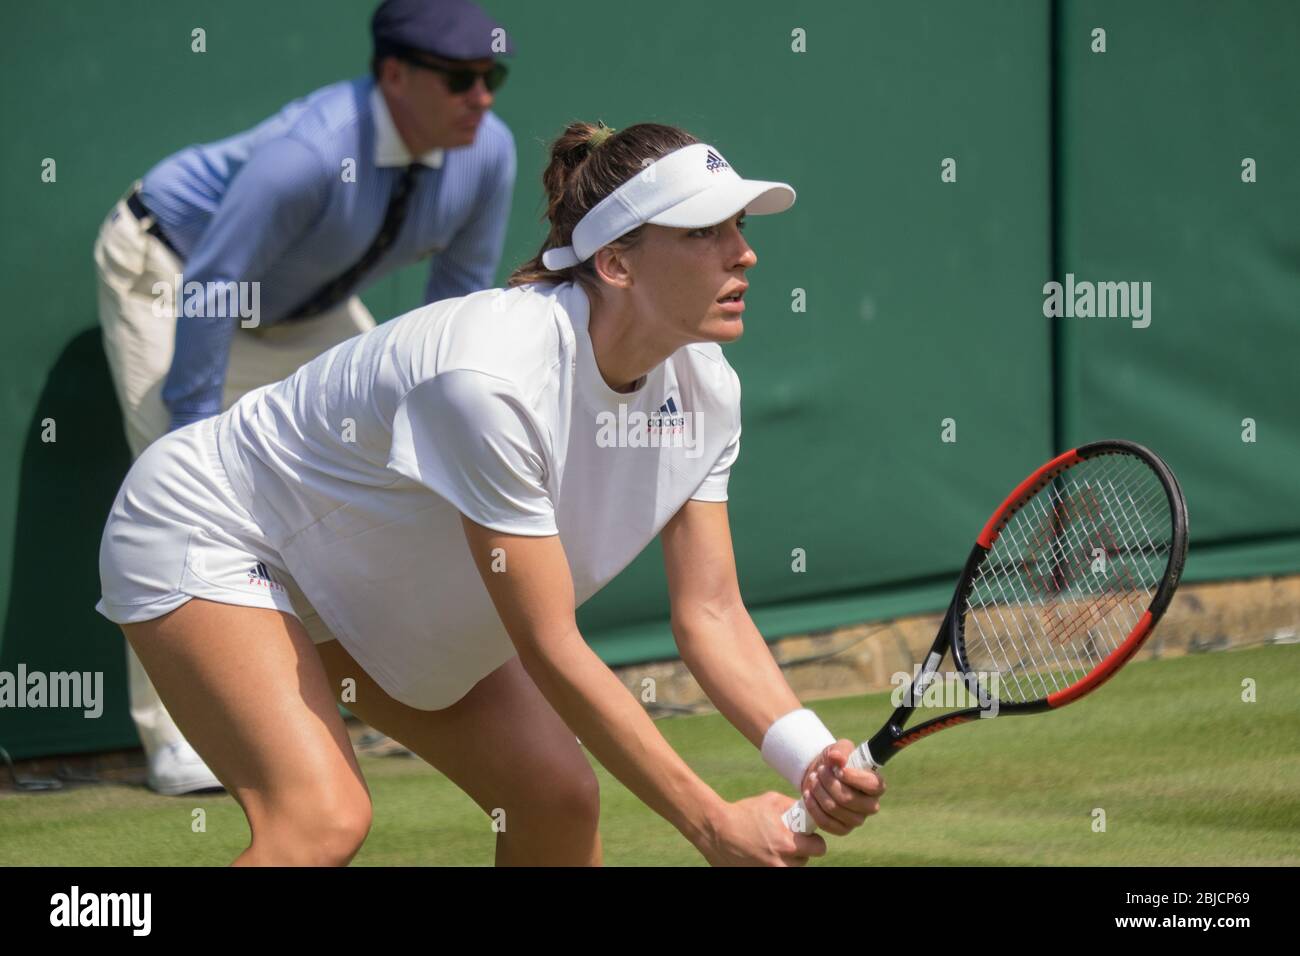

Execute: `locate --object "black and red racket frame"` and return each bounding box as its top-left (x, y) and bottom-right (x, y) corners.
top-left (866, 439), bottom-right (1189, 765)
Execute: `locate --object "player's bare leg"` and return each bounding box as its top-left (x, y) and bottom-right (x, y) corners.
top-left (122, 600), bottom-right (372, 865)
top-left (314, 641), bottom-right (602, 866)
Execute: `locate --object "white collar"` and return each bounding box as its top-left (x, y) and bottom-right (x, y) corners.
top-left (370, 85), bottom-right (445, 169)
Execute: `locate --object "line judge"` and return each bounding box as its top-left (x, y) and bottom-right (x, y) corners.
top-left (92, 0), bottom-right (516, 794)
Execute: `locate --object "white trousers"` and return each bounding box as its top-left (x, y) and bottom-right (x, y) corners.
top-left (93, 189), bottom-right (376, 760)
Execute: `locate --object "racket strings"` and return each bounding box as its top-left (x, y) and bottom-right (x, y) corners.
top-left (974, 470), bottom-right (1162, 698)
top-left (961, 454), bottom-right (1172, 704)
top-left (969, 461), bottom-right (1166, 699)
top-left (971, 481), bottom-right (1138, 699)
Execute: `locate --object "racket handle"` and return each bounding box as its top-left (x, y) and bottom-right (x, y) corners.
top-left (781, 742), bottom-right (880, 834)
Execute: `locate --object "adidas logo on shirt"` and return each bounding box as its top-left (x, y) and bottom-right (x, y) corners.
top-left (595, 394), bottom-right (704, 458)
top-left (650, 395), bottom-right (686, 432)
top-left (705, 149), bottom-right (729, 173)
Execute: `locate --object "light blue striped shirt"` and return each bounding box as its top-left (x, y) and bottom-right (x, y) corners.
top-left (140, 76), bottom-right (516, 428)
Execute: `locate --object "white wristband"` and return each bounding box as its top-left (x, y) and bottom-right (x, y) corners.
top-left (761, 708), bottom-right (836, 790)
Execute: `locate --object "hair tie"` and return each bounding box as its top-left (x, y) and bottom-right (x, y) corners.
top-left (587, 123), bottom-right (616, 149)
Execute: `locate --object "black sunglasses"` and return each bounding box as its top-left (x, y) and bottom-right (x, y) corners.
top-left (401, 52), bottom-right (508, 94)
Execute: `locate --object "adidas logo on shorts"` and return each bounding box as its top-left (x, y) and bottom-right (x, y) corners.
top-left (247, 561), bottom-right (285, 593)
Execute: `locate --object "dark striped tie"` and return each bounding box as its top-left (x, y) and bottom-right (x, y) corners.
top-left (284, 162), bottom-right (426, 322)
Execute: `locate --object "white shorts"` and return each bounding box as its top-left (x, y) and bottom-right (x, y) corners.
top-left (96, 417), bottom-right (333, 645)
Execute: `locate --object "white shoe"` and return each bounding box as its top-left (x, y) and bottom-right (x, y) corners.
top-left (147, 741), bottom-right (225, 796)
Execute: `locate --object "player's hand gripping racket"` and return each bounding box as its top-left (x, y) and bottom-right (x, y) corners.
top-left (783, 440), bottom-right (1188, 834)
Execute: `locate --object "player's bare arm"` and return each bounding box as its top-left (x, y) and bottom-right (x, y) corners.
top-left (461, 514), bottom-right (827, 866)
top-left (661, 498), bottom-right (886, 836)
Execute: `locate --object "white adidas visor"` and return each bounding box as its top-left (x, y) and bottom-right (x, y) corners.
top-left (541, 142), bottom-right (796, 270)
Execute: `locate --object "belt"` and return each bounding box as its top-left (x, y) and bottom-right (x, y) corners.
top-left (126, 188), bottom-right (183, 261)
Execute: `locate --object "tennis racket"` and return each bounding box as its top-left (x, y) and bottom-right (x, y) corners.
top-left (783, 439), bottom-right (1188, 834)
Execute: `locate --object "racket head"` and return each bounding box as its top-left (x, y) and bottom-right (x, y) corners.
top-left (951, 439), bottom-right (1188, 711)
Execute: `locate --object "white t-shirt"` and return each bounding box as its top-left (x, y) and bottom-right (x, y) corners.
top-left (215, 281), bottom-right (742, 709)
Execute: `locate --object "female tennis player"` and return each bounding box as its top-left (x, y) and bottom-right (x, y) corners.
top-left (96, 121), bottom-right (886, 866)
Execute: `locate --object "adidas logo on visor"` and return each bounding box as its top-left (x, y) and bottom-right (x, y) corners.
top-left (705, 149), bottom-right (729, 172)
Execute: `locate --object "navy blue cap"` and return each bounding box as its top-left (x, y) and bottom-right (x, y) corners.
top-left (371, 0), bottom-right (513, 61)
